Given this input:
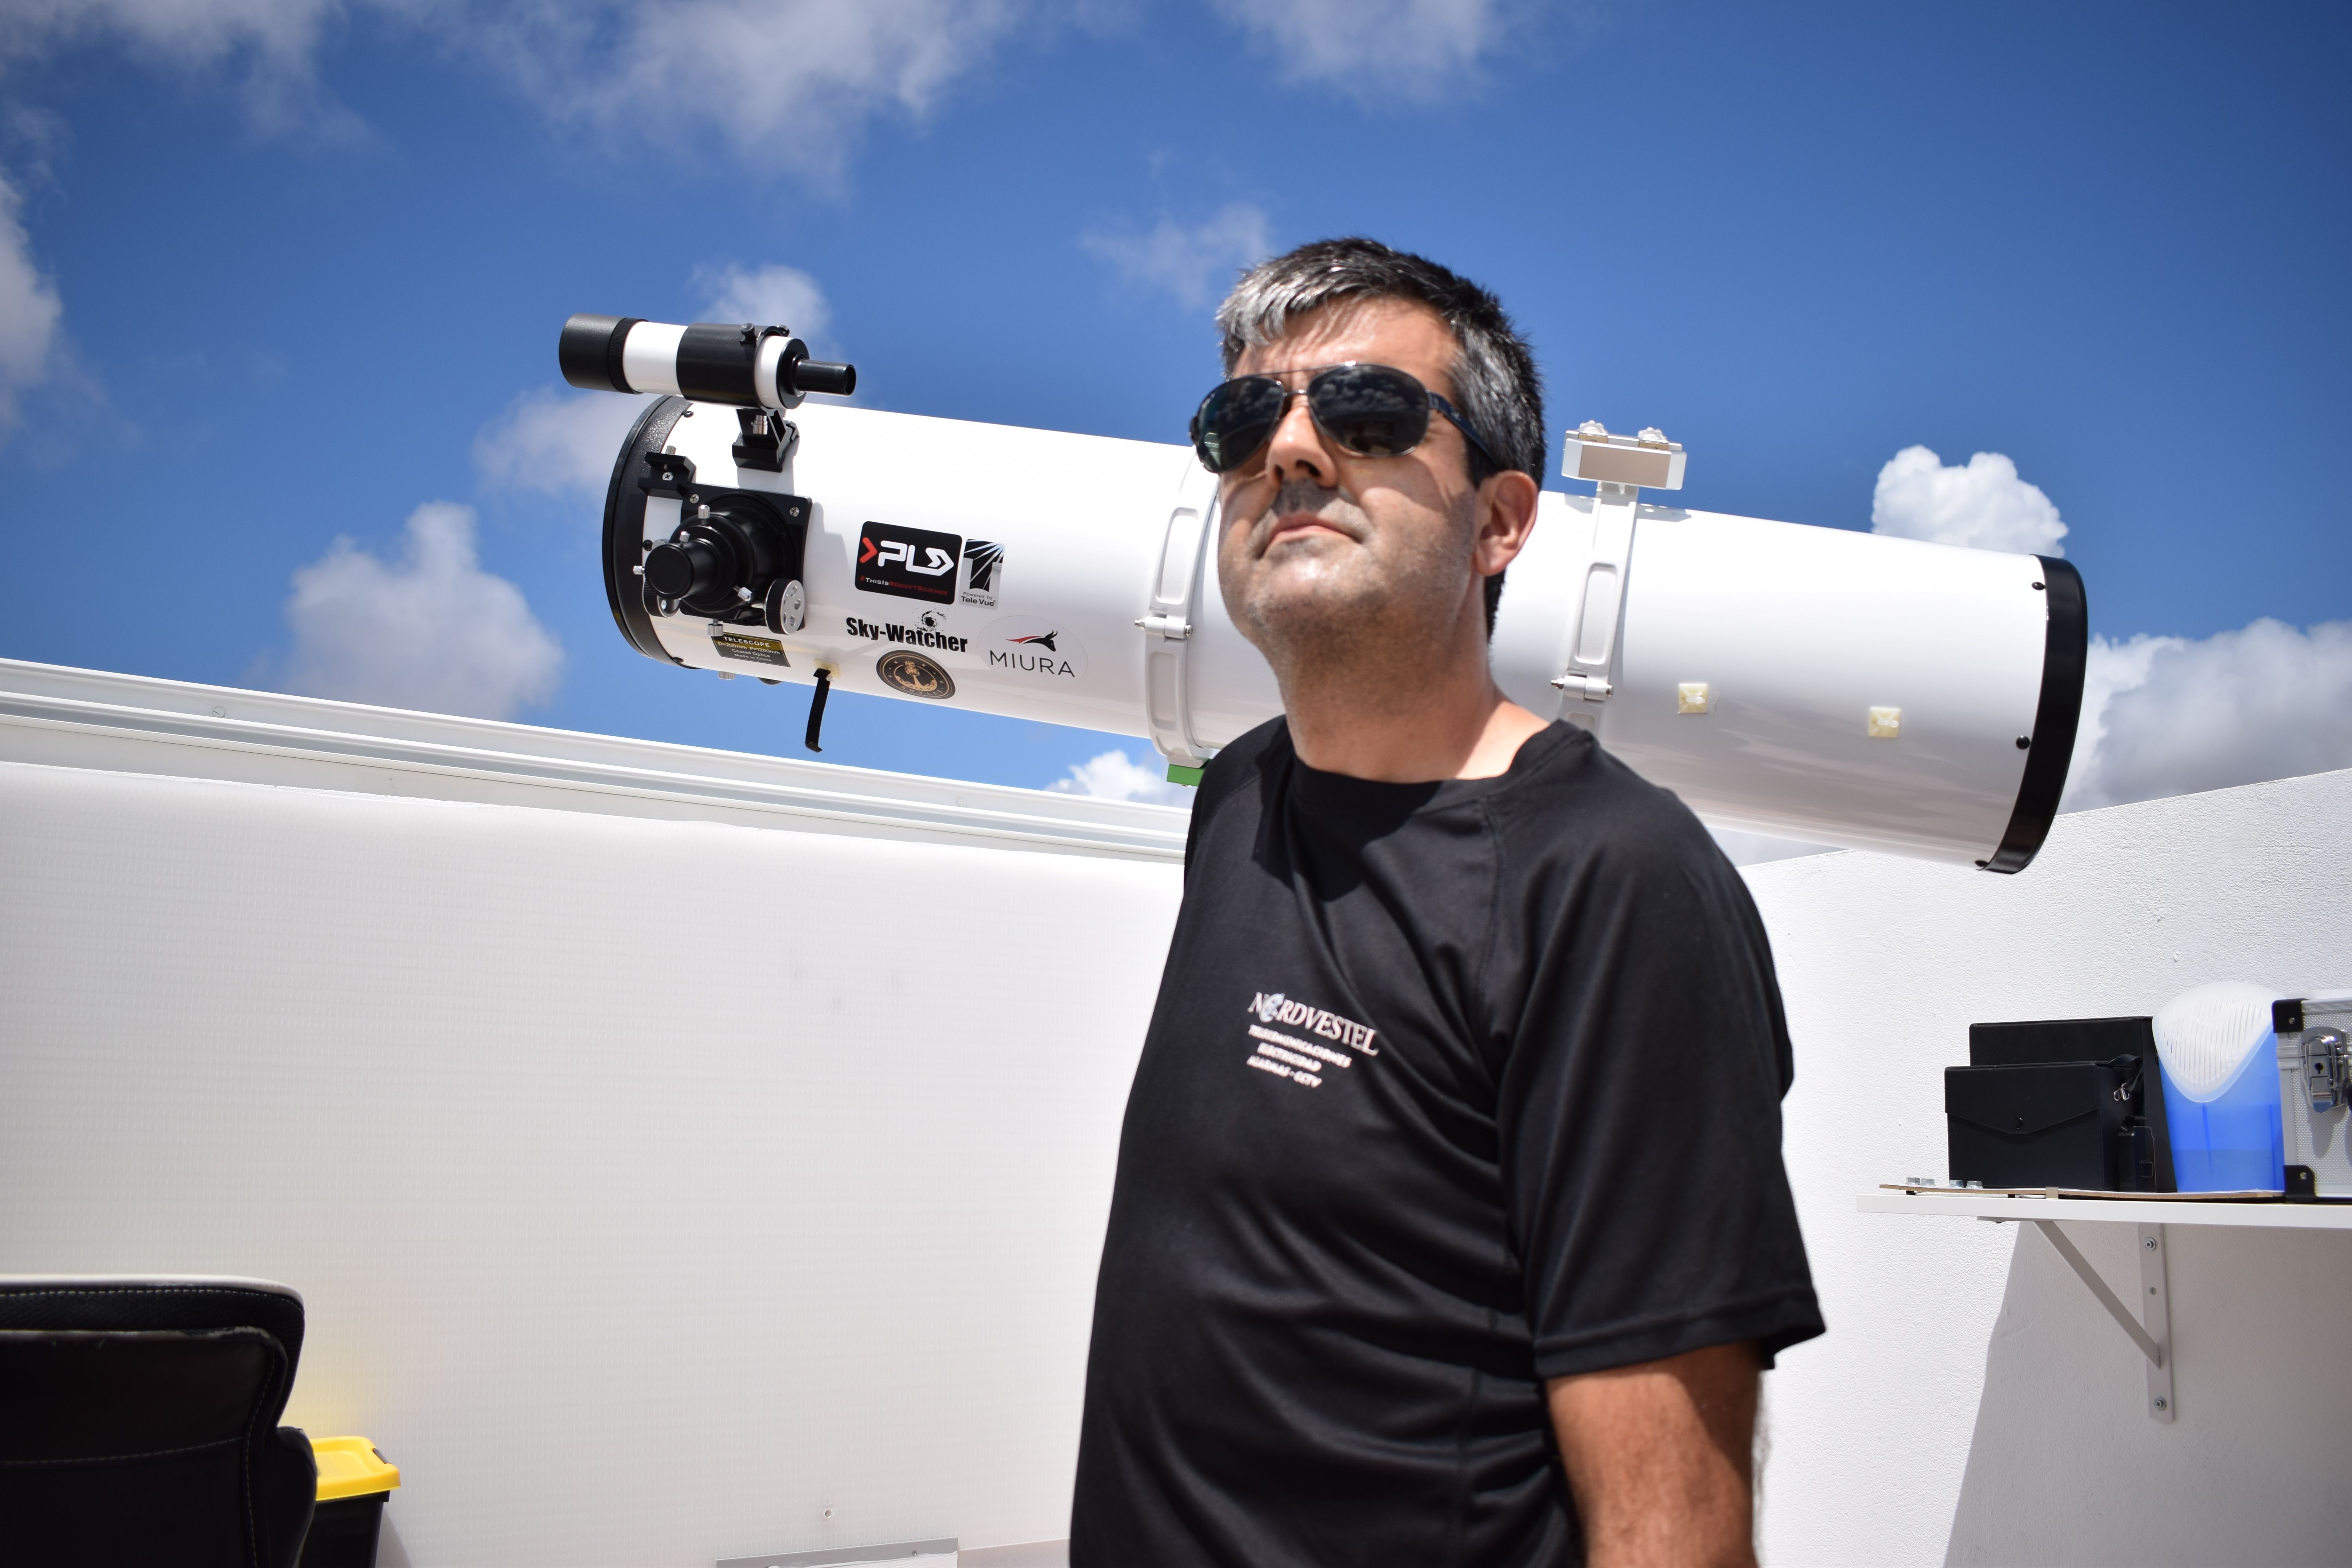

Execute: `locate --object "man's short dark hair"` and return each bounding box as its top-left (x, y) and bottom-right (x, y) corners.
top-left (1215, 238), bottom-right (1547, 634)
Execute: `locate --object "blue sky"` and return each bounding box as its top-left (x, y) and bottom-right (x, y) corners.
top-left (1, 0), bottom-right (2346, 813)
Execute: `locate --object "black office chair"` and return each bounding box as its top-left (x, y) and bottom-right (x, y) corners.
top-left (0, 1276), bottom-right (318, 1566)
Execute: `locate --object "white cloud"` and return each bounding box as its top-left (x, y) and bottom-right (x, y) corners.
top-left (465, 0), bottom-right (1036, 178)
top-left (0, 0), bottom-right (337, 72)
top-left (2062, 619), bottom-right (2352, 811)
top-left (0, 0), bottom-right (1038, 167)
top-left (1049, 748), bottom-right (1193, 806)
top-left (474, 385), bottom-right (655, 497)
top-left (280, 501), bottom-right (562, 719)
top-left (1870, 445), bottom-right (2068, 555)
top-left (692, 261), bottom-right (832, 347)
top-left (0, 167), bottom-right (61, 425)
top-left (0, 0), bottom-right (357, 135)
top-left (1209, 0), bottom-right (1506, 105)
top-left (1083, 203), bottom-right (1272, 310)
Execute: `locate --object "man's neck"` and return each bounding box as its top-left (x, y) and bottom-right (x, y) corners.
top-left (1278, 636), bottom-right (1551, 783)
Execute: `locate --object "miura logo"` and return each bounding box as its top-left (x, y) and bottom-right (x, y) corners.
top-left (1248, 991), bottom-right (1379, 1053)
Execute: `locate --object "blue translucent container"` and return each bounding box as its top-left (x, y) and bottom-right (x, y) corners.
top-left (2160, 1042), bottom-right (2285, 1192)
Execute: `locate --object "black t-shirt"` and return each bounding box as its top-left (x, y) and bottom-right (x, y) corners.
top-left (1069, 718), bottom-right (1822, 1567)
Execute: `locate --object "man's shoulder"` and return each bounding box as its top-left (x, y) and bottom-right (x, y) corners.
top-left (1494, 726), bottom-right (1730, 879)
top-left (1178, 717), bottom-right (1288, 871)
top-left (1192, 717), bottom-right (1289, 809)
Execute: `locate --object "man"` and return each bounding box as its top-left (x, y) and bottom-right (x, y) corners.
top-left (1069, 239), bottom-right (1822, 1567)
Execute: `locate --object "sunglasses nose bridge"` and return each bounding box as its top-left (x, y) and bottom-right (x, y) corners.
top-left (1261, 382), bottom-right (1339, 479)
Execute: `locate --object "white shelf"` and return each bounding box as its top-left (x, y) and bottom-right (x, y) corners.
top-left (1858, 1190), bottom-right (2352, 1230)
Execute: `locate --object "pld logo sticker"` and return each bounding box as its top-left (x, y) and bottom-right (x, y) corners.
top-left (981, 616), bottom-right (1086, 681)
top-left (857, 522), bottom-right (962, 605)
top-left (959, 540), bottom-right (1004, 606)
top-left (876, 649), bottom-right (956, 700)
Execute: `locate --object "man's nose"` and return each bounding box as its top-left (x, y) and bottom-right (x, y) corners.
top-left (1262, 392), bottom-right (1333, 487)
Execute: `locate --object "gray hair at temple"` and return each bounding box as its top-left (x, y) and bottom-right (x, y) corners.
top-left (1215, 237), bottom-right (1548, 633)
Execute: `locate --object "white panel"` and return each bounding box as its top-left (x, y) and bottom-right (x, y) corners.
top-left (0, 759), bottom-right (1183, 1567)
top-left (1746, 766), bottom-right (2352, 1566)
top-left (0, 659), bottom-right (1185, 861)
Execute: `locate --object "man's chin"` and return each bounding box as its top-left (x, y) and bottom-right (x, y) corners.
top-left (1236, 570), bottom-right (1387, 643)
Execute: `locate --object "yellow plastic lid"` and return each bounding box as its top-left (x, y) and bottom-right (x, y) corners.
top-left (310, 1435), bottom-right (401, 1502)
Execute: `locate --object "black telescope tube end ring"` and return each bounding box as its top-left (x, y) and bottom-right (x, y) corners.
top-left (560, 313), bottom-right (642, 393)
top-left (602, 394), bottom-right (691, 665)
top-left (1982, 554), bottom-right (2088, 874)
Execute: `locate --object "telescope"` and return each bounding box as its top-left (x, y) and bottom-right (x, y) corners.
top-left (559, 313), bottom-right (2086, 870)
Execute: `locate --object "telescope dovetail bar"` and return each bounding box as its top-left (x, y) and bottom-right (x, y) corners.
top-left (559, 312), bottom-right (2087, 871)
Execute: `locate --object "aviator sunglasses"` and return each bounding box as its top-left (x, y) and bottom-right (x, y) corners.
top-left (1189, 362), bottom-right (1501, 476)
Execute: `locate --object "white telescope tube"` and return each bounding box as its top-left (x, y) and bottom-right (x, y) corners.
top-left (597, 391), bottom-right (2084, 871)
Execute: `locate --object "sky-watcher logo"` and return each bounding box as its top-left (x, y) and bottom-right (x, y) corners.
top-left (1247, 991), bottom-right (1379, 1054)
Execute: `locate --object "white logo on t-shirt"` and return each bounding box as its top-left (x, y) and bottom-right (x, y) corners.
top-left (1242, 990), bottom-right (1379, 1089)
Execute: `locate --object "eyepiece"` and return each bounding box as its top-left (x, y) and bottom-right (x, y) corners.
top-left (559, 313), bottom-right (641, 394)
top-left (791, 358), bottom-right (857, 397)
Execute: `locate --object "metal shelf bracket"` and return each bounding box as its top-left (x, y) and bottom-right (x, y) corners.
top-left (2030, 1219), bottom-right (2174, 1423)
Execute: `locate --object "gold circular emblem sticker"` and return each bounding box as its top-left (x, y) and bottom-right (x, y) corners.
top-left (876, 649), bottom-right (956, 700)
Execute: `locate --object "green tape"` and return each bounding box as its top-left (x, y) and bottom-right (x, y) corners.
top-left (1166, 763), bottom-right (1205, 788)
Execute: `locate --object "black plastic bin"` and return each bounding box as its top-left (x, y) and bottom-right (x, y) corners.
top-left (300, 1437), bottom-right (397, 1568)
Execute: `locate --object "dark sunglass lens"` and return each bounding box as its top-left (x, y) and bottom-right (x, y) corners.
top-left (1194, 377), bottom-right (1289, 472)
top-left (1309, 364), bottom-right (1430, 457)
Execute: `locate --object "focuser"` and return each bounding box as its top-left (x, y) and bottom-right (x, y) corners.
top-left (632, 450), bottom-right (811, 633)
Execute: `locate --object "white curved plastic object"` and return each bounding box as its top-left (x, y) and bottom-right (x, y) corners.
top-left (2153, 980), bottom-right (2283, 1102)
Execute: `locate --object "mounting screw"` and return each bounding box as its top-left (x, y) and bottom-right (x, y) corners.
top-left (2152, 1396), bottom-right (2169, 1411)
top-left (2143, 1236), bottom-right (2159, 1251)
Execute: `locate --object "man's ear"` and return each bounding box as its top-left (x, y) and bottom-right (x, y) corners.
top-left (1474, 470), bottom-right (1542, 576)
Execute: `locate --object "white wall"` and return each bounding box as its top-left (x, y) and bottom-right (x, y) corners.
top-left (10, 662), bottom-right (2350, 1566)
top-left (0, 755), bottom-right (1181, 1566)
top-left (1749, 767), bottom-right (2352, 1566)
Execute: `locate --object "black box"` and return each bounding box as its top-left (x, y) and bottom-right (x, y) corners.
top-left (1947, 1060), bottom-right (2141, 1189)
top-left (1967, 1015), bottom-right (2174, 1192)
top-left (299, 1493), bottom-right (389, 1568)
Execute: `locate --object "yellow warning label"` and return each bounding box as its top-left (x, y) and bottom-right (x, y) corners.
top-left (712, 633), bottom-right (789, 667)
